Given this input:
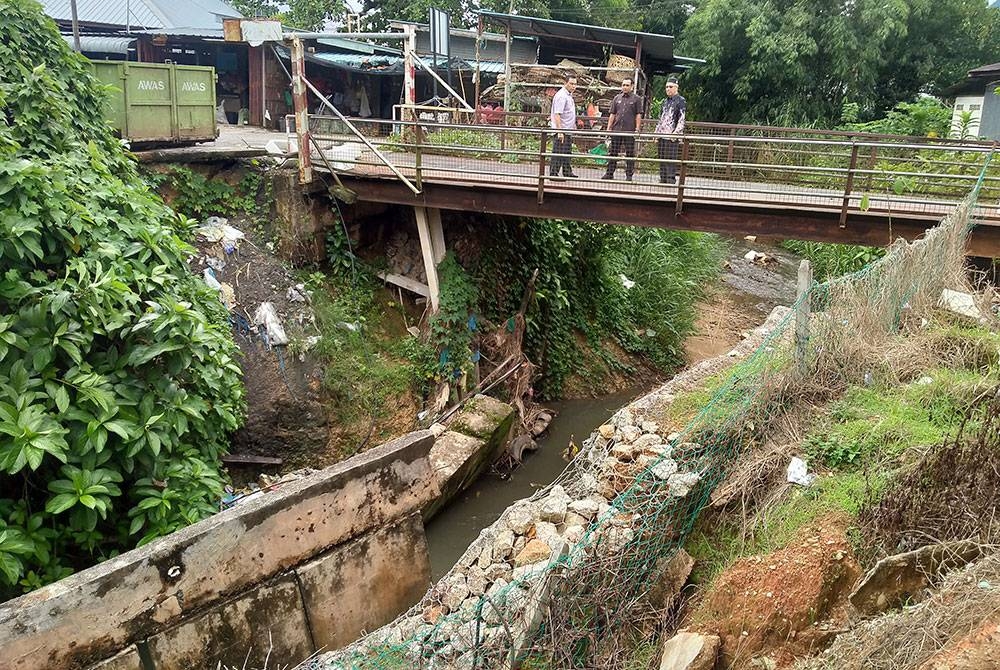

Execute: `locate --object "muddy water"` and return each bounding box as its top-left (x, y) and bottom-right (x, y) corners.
top-left (424, 388), bottom-right (643, 579)
top-left (424, 235), bottom-right (803, 580)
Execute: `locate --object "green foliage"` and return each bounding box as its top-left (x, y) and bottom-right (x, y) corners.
top-left (781, 241), bottom-right (885, 279)
top-left (473, 219), bottom-right (723, 398)
top-left (679, 0), bottom-right (1000, 125)
top-left (311, 273), bottom-right (435, 441)
top-left (839, 98), bottom-right (952, 138)
top-left (232, 0), bottom-right (344, 31)
top-left (0, 1), bottom-right (244, 598)
top-left (804, 369), bottom-right (994, 470)
top-left (325, 220), bottom-right (356, 279)
top-left (146, 165), bottom-right (262, 220)
top-left (429, 254), bottom-right (479, 381)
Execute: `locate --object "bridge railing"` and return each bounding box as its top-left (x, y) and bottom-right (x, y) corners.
top-left (302, 115), bottom-right (1000, 223)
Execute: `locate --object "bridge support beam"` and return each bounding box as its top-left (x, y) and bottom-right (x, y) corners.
top-left (414, 206), bottom-right (445, 311)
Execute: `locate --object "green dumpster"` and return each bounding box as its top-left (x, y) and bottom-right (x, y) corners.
top-left (90, 61), bottom-right (218, 145)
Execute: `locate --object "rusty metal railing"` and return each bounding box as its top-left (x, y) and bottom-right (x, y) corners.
top-left (302, 115), bottom-right (1000, 225)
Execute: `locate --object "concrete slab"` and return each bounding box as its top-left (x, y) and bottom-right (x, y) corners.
top-left (297, 512), bottom-right (431, 651)
top-left (146, 575), bottom-right (312, 670)
top-left (0, 431), bottom-right (436, 670)
top-left (86, 646), bottom-right (143, 670)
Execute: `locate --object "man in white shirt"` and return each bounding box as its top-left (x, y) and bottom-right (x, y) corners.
top-left (549, 75), bottom-right (579, 179)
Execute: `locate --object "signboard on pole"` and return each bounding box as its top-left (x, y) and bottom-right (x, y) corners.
top-left (429, 7), bottom-right (450, 59)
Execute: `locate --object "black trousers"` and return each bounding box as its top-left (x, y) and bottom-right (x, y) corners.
top-left (658, 138), bottom-right (679, 181)
top-left (605, 135), bottom-right (636, 176)
top-left (549, 134), bottom-right (574, 175)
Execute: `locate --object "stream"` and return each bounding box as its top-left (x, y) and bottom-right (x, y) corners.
top-left (424, 235), bottom-right (805, 580)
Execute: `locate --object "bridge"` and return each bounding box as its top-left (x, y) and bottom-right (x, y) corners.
top-left (299, 114), bottom-right (1000, 255)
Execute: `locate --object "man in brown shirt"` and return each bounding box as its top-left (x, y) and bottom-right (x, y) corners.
top-left (601, 79), bottom-right (643, 181)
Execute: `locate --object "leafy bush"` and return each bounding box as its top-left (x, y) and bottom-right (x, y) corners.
top-left (474, 219), bottom-right (723, 398)
top-left (780, 240), bottom-right (885, 279)
top-left (145, 165), bottom-right (263, 220)
top-left (839, 98), bottom-right (952, 139)
top-left (430, 254), bottom-right (479, 381)
top-left (0, 1), bottom-right (244, 598)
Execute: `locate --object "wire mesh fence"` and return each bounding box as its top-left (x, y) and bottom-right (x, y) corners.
top-left (303, 156), bottom-right (993, 670)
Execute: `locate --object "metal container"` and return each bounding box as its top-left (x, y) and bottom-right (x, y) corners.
top-left (90, 61), bottom-right (218, 145)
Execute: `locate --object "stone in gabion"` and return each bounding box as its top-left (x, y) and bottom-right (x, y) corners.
top-left (650, 458), bottom-right (679, 480)
top-left (441, 573), bottom-right (470, 611)
top-left (506, 502), bottom-right (535, 535)
top-left (491, 528), bottom-right (515, 561)
top-left (466, 565), bottom-right (487, 596)
top-left (563, 524), bottom-right (586, 545)
top-left (633, 433), bottom-right (663, 450)
top-left (538, 485), bottom-right (570, 524)
top-left (620, 425), bottom-right (642, 443)
top-left (668, 471), bottom-right (701, 497)
top-left (534, 521), bottom-right (561, 548)
top-left (568, 497), bottom-right (602, 520)
top-left (484, 562), bottom-right (512, 583)
top-left (513, 539), bottom-right (552, 567)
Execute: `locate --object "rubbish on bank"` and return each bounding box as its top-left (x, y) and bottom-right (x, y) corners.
top-left (253, 302), bottom-right (288, 346)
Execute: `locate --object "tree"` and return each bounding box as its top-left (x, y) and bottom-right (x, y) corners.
top-left (677, 0), bottom-right (1000, 125)
top-left (234, 0), bottom-right (345, 31)
top-left (0, 0), bottom-right (244, 597)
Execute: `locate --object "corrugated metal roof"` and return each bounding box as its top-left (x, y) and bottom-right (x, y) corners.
top-left (62, 34), bottom-right (136, 53)
top-left (317, 37), bottom-right (402, 56)
top-left (477, 11), bottom-right (704, 72)
top-left (41, 0), bottom-right (240, 30)
top-left (130, 27), bottom-right (227, 37)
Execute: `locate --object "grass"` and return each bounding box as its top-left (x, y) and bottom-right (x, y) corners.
top-left (685, 353), bottom-right (999, 588)
top-left (805, 367), bottom-right (998, 469)
top-left (686, 471), bottom-right (874, 586)
top-left (310, 273), bottom-right (436, 452)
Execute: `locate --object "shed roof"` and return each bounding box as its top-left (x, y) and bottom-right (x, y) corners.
top-left (477, 11), bottom-right (703, 73)
top-left (41, 0), bottom-right (240, 30)
top-left (969, 62), bottom-right (1000, 79)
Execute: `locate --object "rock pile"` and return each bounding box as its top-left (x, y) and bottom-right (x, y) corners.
top-left (323, 407), bottom-right (704, 668)
top-left (320, 308), bottom-right (794, 669)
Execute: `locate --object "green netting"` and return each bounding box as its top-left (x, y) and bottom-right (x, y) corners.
top-left (310, 155), bottom-right (994, 670)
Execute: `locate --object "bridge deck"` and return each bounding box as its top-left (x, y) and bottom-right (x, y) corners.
top-left (315, 129), bottom-right (1000, 255)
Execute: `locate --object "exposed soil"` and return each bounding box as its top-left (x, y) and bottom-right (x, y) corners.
top-left (690, 514), bottom-right (860, 668)
top-left (685, 236), bottom-right (800, 364)
top-left (188, 219), bottom-right (331, 474)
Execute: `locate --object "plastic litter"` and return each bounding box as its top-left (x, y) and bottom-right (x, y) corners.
top-left (203, 267), bottom-right (222, 290)
top-left (219, 282), bottom-right (236, 309)
top-left (619, 273), bottom-right (636, 289)
top-left (196, 217), bottom-right (245, 254)
top-left (786, 456), bottom-right (816, 486)
top-left (286, 284), bottom-right (308, 303)
top-left (253, 302), bottom-right (288, 346)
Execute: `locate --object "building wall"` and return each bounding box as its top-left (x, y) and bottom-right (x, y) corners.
top-left (952, 93), bottom-right (984, 137)
top-left (980, 80), bottom-right (1000, 140)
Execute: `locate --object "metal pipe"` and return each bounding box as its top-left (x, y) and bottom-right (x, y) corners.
top-left (69, 0), bottom-right (81, 51)
top-left (412, 53), bottom-right (475, 111)
top-left (302, 77), bottom-right (421, 194)
top-left (282, 31), bottom-right (408, 40)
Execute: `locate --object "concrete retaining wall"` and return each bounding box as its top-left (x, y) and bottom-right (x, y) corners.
top-left (0, 431), bottom-right (438, 670)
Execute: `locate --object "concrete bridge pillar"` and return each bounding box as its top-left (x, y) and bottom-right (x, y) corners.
top-left (414, 206), bottom-right (445, 311)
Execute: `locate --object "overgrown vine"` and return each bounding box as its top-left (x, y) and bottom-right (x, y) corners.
top-left (0, 0), bottom-right (244, 598)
